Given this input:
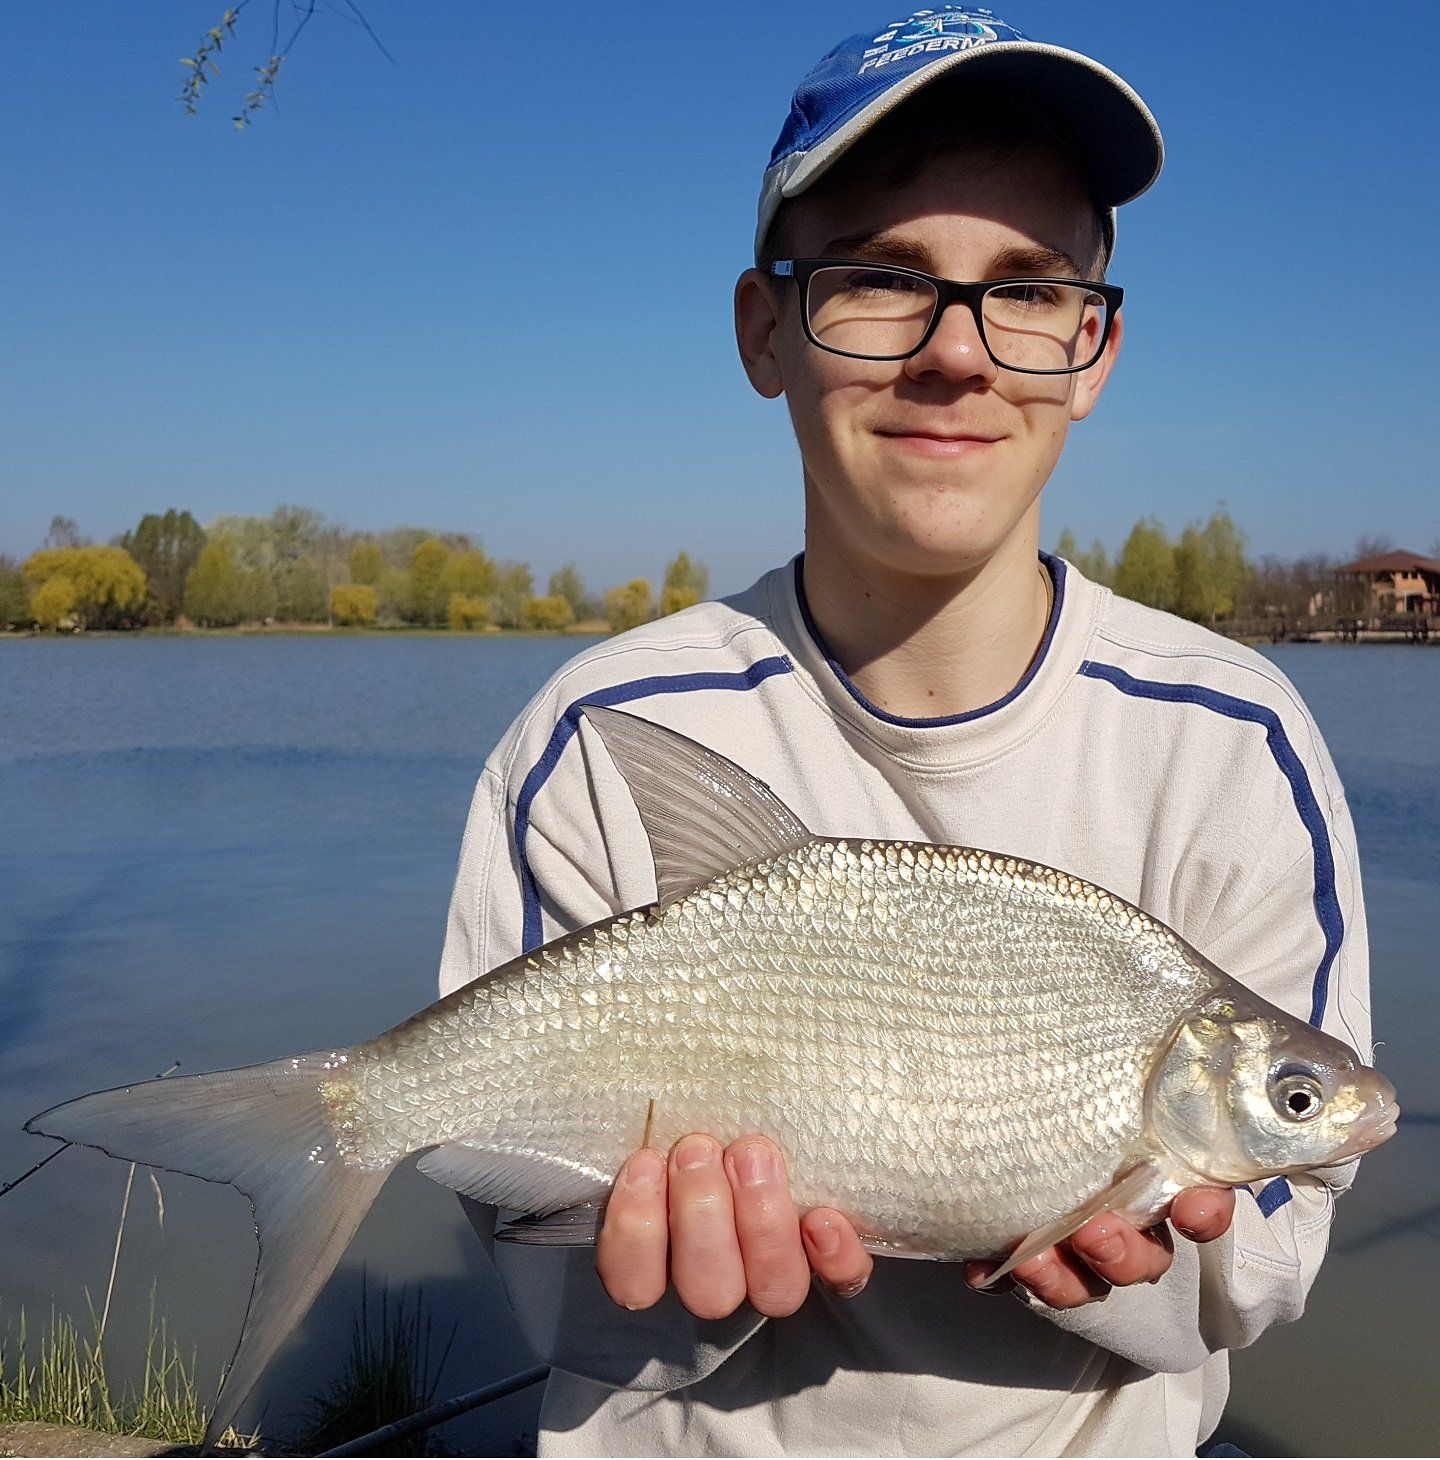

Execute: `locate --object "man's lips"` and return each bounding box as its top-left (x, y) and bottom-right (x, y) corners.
top-left (875, 427), bottom-right (1005, 456)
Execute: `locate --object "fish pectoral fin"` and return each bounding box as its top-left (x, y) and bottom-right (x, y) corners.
top-left (494, 1203), bottom-right (605, 1246)
top-left (975, 1160), bottom-right (1166, 1289)
top-left (579, 704), bottom-right (812, 907)
top-left (416, 1139), bottom-right (612, 1213)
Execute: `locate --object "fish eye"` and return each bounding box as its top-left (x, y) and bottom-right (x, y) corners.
top-left (1271, 1064), bottom-right (1326, 1121)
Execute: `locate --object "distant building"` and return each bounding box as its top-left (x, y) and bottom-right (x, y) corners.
top-left (1339, 550), bottom-right (1440, 616)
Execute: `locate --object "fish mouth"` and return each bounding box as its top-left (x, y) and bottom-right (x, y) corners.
top-left (1333, 1072), bottom-right (1400, 1159)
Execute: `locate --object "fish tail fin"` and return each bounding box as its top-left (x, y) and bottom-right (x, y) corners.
top-left (26, 1054), bottom-right (392, 1449)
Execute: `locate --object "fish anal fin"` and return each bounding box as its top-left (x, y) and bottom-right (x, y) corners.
top-left (416, 1140), bottom-right (611, 1214)
top-left (494, 1203), bottom-right (605, 1246)
top-left (580, 704), bottom-right (812, 907)
top-left (976, 1160), bottom-right (1170, 1289)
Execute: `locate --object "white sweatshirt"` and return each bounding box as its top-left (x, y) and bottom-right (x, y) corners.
top-left (438, 555), bottom-right (1372, 1458)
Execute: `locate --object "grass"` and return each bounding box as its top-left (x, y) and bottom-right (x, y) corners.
top-left (0, 1297), bottom-right (249, 1447)
top-left (5, 1114), bottom-right (442, 1453)
top-left (296, 1277), bottom-right (454, 1457)
top-left (0, 1100), bottom-right (253, 1450)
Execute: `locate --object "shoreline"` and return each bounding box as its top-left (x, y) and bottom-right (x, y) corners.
top-left (0, 622), bottom-right (611, 641)
top-left (4, 626), bottom-right (1434, 647)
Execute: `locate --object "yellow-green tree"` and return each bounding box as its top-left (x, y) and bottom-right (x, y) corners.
top-left (408, 538), bottom-right (451, 624)
top-left (661, 551), bottom-right (709, 616)
top-left (29, 575), bottom-right (79, 631)
top-left (1174, 509), bottom-right (1249, 625)
top-left (375, 567), bottom-right (410, 623)
top-left (1113, 519), bottom-right (1177, 611)
top-left (547, 562), bottom-right (590, 619)
top-left (349, 540), bottom-right (384, 586)
top-left (1203, 508), bottom-right (1249, 619)
top-left (521, 594), bottom-right (575, 631)
top-left (1054, 527), bottom-right (1113, 585)
top-left (275, 555), bottom-right (328, 622)
top-left (0, 557), bottom-right (28, 628)
top-left (23, 546), bottom-right (147, 630)
top-left (448, 593), bottom-right (491, 631)
top-left (491, 562), bottom-right (535, 628)
top-left (441, 548), bottom-right (497, 602)
top-left (331, 583), bottom-right (377, 627)
top-left (604, 578), bottom-right (656, 635)
top-left (184, 538), bottom-right (276, 625)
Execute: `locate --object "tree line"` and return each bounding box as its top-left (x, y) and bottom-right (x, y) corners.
top-left (0, 509), bottom-right (709, 635)
top-left (4, 504), bottom-right (1428, 636)
top-left (1053, 510), bottom-right (1427, 626)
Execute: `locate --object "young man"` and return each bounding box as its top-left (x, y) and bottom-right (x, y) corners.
top-left (440, 8), bottom-right (1372, 1455)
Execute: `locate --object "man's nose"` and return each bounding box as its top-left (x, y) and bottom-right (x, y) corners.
top-left (903, 300), bottom-right (998, 386)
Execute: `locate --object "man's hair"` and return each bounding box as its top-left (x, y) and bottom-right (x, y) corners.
top-left (758, 78), bottom-right (1114, 278)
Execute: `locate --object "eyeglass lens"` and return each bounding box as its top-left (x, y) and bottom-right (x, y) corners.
top-left (805, 266), bottom-right (1108, 371)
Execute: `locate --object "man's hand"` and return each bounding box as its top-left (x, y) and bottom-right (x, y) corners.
top-left (595, 1133), bottom-right (874, 1318)
top-left (963, 1186), bottom-right (1236, 1309)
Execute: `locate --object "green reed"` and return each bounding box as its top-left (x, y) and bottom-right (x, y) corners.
top-left (296, 1275), bottom-right (455, 1456)
top-left (0, 1297), bottom-right (249, 1446)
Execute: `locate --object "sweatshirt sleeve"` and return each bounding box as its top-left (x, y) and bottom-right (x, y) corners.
top-left (438, 715), bottom-right (768, 1390)
top-left (1027, 723), bottom-right (1375, 1374)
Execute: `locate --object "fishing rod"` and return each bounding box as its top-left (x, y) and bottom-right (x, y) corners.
top-left (316, 1363), bottom-right (551, 1457)
top-left (0, 1141), bottom-right (70, 1199)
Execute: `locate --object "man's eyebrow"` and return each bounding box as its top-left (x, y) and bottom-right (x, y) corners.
top-left (816, 231), bottom-right (933, 268)
top-left (989, 243), bottom-right (1084, 277)
top-left (812, 233), bottom-right (1087, 278)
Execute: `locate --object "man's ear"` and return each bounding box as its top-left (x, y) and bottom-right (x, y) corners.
top-left (1069, 307), bottom-right (1123, 423)
top-left (734, 268), bottom-right (785, 399)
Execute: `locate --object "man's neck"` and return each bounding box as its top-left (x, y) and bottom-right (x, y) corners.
top-left (799, 519), bottom-right (1052, 721)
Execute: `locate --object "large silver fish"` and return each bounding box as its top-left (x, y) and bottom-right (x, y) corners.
top-left (26, 707), bottom-right (1398, 1447)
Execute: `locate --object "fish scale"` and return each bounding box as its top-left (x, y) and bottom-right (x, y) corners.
top-left (339, 837), bottom-right (1212, 1253)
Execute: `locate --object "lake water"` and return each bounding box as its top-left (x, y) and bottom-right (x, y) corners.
top-left (0, 636), bottom-right (1436, 1455)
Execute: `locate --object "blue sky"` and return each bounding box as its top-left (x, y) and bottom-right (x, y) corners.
top-left (2, 2), bottom-right (1437, 594)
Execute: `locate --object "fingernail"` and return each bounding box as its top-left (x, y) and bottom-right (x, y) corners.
top-left (674, 1135), bottom-right (717, 1172)
top-left (1086, 1221), bottom-right (1125, 1264)
top-left (831, 1275), bottom-right (868, 1299)
top-left (1175, 1206), bottom-right (1212, 1240)
top-left (730, 1140), bottom-right (777, 1188)
top-left (626, 1150), bottom-right (663, 1193)
top-left (964, 1261), bottom-right (1007, 1294)
top-left (806, 1215), bottom-right (841, 1258)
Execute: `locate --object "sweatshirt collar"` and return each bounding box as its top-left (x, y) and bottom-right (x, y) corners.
top-left (767, 552), bottom-right (1102, 769)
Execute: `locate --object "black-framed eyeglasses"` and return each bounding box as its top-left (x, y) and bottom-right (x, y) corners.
top-left (769, 259), bottom-right (1123, 375)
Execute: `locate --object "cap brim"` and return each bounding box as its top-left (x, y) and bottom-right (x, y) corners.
top-left (757, 40), bottom-right (1162, 260)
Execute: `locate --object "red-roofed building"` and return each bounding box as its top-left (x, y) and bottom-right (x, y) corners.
top-left (1339, 550), bottom-right (1440, 616)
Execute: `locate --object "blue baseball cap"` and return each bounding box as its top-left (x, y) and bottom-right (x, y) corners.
top-left (756, 6), bottom-right (1163, 260)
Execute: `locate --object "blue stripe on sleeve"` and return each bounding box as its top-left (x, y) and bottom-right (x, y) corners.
top-left (515, 656), bottom-right (794, 952)
top-left (1077, 661), bottom-right (1342, 1031)
top-left (1254, 1177), bottom-right (1294, 1215)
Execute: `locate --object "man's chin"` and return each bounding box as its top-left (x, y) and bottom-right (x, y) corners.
top-left (851, 523), bottom-right (1017, 581)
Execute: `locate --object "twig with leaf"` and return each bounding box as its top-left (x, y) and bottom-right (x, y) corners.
top-left (178, 0), bottom-right (392, 131)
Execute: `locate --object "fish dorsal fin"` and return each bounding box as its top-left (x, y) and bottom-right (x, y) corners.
top-left (581, 704), bottom-right (812, 907)
top-left (416, 1139), bottom-right (612, 1213)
